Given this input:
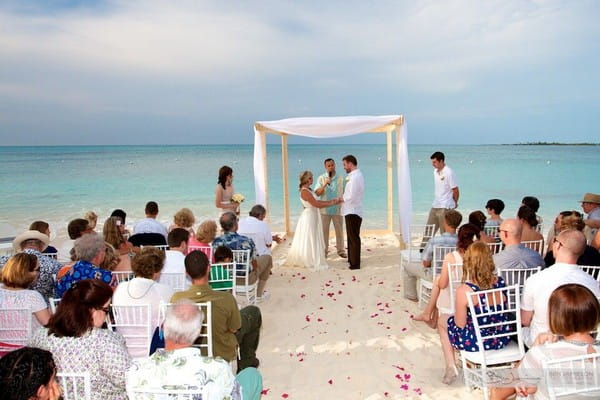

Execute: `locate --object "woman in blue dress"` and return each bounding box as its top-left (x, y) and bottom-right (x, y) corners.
top-left (447, 241), bottom-right (511, 353)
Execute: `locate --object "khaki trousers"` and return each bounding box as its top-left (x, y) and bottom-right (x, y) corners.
top-left (321, 214), bottom-right (344, 254)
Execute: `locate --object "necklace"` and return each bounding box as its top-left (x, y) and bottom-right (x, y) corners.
top-left (126, 278), bottom-right (155, 300)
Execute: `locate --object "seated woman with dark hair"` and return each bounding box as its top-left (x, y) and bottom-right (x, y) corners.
top-left (29, 279), bottom-right (131, 400)
top-left (28, 221), bottom-right (57, 255)
top-left (543, 213), bottom-right (600, 268)
top-left (518, 205), bottom-right (544, 245)
top-left (112, 247), bottom-right (173, 356)
top-left (484, 199), bottom-right (505, 227)
top-left (0, 253), bottom-right (51, 329)
top-left (469, 211), bottom-right (495, 243)
top-left (491, 283), bottom-right (600, 400)
top-left (0, 347), bottom-right (61, 400)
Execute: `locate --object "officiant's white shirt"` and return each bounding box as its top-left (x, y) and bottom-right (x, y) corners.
top-left (341, 169), bottom-right (364, 218)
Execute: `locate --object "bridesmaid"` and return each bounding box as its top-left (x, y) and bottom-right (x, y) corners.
top-left (215, 165), bottom-right (239, 215)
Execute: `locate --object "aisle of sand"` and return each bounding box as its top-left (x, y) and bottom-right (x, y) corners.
top-left (256, 233), bottom-right (483, 399)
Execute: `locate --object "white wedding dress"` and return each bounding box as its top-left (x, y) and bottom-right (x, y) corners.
top-left (285, 189), bottom-right (329, 271)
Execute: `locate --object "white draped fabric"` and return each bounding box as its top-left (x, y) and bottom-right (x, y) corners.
top-left (253, 115), bottom-right (412, 239)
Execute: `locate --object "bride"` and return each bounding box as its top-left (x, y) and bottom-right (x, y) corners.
top-left (286, 171), bottom-right (341, 271)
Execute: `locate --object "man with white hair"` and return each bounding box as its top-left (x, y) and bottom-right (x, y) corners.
top-left (521, 229), bottom-right (600, 347)
top-left (126, 300), bottom-right (262, 400)
top-left (493, 218), bottom-right (545, 272)
top-left (0, 230), bottom-right (62, 303)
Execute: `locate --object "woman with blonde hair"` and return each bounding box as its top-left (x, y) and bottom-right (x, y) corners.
top-left (285, 171), bottom-right (341, 271)
top-left (103, 217), bottom-right (134, 271)
top-left (447, 241), bottom-right (510, 352)
top-left (187, 220), bottom-right (217, 261)
top-left (169, 208), bottom-right (196, 234)
top-left (543, 212), bottom-right (600, 267)
top-left (0, 253), bottom-right (51, 329)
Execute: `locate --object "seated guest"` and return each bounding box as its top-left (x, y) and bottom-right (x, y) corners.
top-left (469, 211), bottom-right (495, 243)
top-left (187, 220), bottom-right (217, 260)
top-left (484, 198), bottom-right (505, 227)
top-left (403, 209), bottom-right (462, 302)
top-left (238, 205), bottom-right (282, 257)
top-left (211, 245), bottom-right (235, 291)
top-left (28, 221), bottom-right (58, 255)
top-left (133, 201), bottom-right (168, 239)
top-left (103, 217), bottom-right (135, 271)
top-left (110, 209), bottom-right (130, 237)
top-left (517, 205), bottom-right (544, 245)
top-left (521, 229), bottom-right (600, 348)
top-left (0, 253), bottom-right (51, 329)
top-left (212, 212), bottom-right (272, 300)
top-left (493, 218), bottom-right (544, 275)
top-left (491, 284), bottom-right (600, 400)
top-left (521, 195), bottom-right (543, 227)
top-left (55, 234), bottom-right (115, 297)
top-left (126, 300), bottom-right (262, 400)
top-left (84, 211), bottom-right (98, 231)
top-left (163, 228), bottom-right (189, 274)
top-left (113, 246), bottom-right (173, 356)
top-left (57, 218), bottom-right (91, 263)
top-left (447, 241), bottom-right (510, 355)
top-left (29, 279), bottom-right (131, 400)
top-left (171, 251), bottom-right (262, 373)
top-left (543, 212), bottom-right (600, 268)
top-left (99, 242), bottom-right (120, 272)
top-left (593, 228), bottom-right (600, 250)
top-left (581, 192), bottom-right (600, 241)
top-left (0, 230), bottom-right (62, 303)
top-left (0, 347), bottom-right (61, 400)
top-left (545, 210), bottom-right (578, 254)
top-left (169, 208), bottom-right (196, 235)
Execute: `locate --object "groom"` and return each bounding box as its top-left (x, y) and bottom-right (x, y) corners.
top-left (341, 155), bottom-right (364, 270)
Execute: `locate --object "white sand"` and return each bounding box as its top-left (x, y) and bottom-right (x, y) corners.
top-left (257, 233), bottom-right (484, 400)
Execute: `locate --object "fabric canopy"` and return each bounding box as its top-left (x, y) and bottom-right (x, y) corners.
top-left (253, 115), bottom-right (412, 240)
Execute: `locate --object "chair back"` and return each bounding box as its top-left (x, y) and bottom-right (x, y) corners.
top-left (107, 304), bottom-right (152, 358)
top-left (209, 262), bottom-right (236, 293)
top-left (141, 244), bottom-right (169, 252)
top-left (447, 263), bottom-right (464, 314)
top-left (231, 249), bottom-right (256, 305)
top-left (499, 266), bottom-right (541, 307)
top-left (57, 372), bottom-right (92, 400)
top-left (466, 284), bottom-right (525, 365)
top-left (159, 302), bottom-right (213, 357)
top-left (578, 265), bottom-right (600, 282)
top-left (112, 270), bottom-right (135, 284)
top-left (521, 239), bottom-right (544, 255)
top-left (129, 233), bottom-right (167, 247)
top-left (543, 352), bottom-right (600, 399)
top-left (44, 252), bottom-right (59, 260)
top-left (408, 224), bottom-right (435, 251)
top-left (127, 387), bottom-right (204, 399)
top-left (49, 297), bottom-right (61, 314)
top-left (432, 246), bottom-right (456, 277)
top-left (0, 308), bottom-right (31, 346)
top-left (483, 225), bottom-right (500, 239)
top-left (188, 245), bottom-right (213, 263)
top-left (486, 241), bottom-right (504, 255)
top-left (159, 272), bottom-right (188, 291)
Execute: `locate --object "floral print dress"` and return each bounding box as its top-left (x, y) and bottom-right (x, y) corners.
top-left (447, 277), bottom-right (512, 352)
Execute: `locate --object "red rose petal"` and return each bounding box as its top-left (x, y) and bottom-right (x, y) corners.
top-left (328, 379), bottom-right (333, 384)
top-left (261, 388), bottom-right (270, 395)
top-left (282, 394), bottom-right (289, 399)
top-left (347, 304), bottom-right (353, 309)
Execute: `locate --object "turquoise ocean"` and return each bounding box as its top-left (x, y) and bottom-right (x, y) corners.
top-left (0, 144), bottom-right (598, 238)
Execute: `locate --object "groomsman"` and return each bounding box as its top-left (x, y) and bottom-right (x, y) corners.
top-left (341, 155), bottom-right (364, 270)
top-left (315, 158), bottom-right (346, 258)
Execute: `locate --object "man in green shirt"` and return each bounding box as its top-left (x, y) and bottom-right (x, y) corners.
top-left (171, 250), bottom-right (262, 372)
top-left (315, 158), bottom-right (346, 258)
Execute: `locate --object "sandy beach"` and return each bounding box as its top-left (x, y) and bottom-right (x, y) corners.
top-left (257, 232), bottom-right (484, 400)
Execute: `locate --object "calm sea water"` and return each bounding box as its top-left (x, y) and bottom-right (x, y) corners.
top-left (0, 144), bottom-right (598, 237)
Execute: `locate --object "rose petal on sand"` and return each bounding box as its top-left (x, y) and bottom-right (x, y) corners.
top-left (404, 373), bottom-right (411, 380)
top-left (305, 315), bottom-right (310, 322)
top-left (338, 290), bottom-right (342, 295)
top-left (328, 379), bottom-right (333, 385)
top-left (261, 388), bottom-right (270, 395)
top-left (370, 313), bottom-right (379, 318)
top-left (300, 294), bottom-right (306, 298)
top-left (347, 304), bottom-right (353, 309)
top-left (282, 394), bottom-right (289, 399)
top-left (401, 384), bottom-right (409, 390)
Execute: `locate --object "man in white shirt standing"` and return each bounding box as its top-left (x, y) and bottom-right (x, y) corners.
top-left (426, 151), bottom-right (459, 238)
top-left (238, 204), bottom-right (281, 257)
top-left (521, 229), bottom-right (600, 347)
top-left (341, 155), bottom-right (364, 270)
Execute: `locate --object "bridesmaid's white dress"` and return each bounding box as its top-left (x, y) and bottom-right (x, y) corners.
top-left (285, 189), bottom-right (329, 271)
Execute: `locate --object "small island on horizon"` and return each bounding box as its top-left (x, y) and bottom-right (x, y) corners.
top-left (506, 142), bottom-right (599, 146)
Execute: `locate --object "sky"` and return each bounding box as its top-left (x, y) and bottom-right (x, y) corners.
top-left (1, 0), bottom-right (599, 145)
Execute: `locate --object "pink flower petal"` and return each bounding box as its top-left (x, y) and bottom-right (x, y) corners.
top-left (305, 315), bottom-right (311, 322)
top-left (338, 290), bottom-right (342, 295)
top-left (300, 294), bottom-right (306, 298)
top-left (328, 379), bottom-right (333, 385)
top-left (317, 318), bottom-right (323, 322)
top-left (282, 394), bottom-right (289, 399)
top-left (404, 373), bottom-right (411, 380)
top-left (261, 388), bottom-right (270, 395)
top-left (401, 384), bottom-right (409, 390)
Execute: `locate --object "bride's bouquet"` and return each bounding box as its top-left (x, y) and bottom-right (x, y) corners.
top-left (231, 193), bottom-right (245, 204)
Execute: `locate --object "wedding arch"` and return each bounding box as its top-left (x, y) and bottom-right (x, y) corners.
top-left (252, 115), bottom-right (412, 241)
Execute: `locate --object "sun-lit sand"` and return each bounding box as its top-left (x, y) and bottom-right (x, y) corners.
top-left (257, 233), bottom-right (484, 399)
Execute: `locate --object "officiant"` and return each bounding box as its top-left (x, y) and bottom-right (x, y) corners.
top-left (315, 158), bottom-right (346, 258)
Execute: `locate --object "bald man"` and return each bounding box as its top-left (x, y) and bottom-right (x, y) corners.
top-left (493, 218), bottom-right (545, 273)
top-left (520, 229), bottom-right (600, 347)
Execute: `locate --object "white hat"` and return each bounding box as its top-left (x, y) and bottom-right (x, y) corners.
top-left (12, 230), bottom-right (50, 253)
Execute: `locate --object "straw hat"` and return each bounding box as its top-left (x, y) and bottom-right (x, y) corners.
top-left (580, 193), bottom-right (600, 204)
top-left (12, 230), bottom-right (50, 253)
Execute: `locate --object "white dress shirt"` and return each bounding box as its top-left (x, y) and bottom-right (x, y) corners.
top-left (238, 216), bottom-right (272, 256)
top-left (341, 169), bottom-right (364, 218)
top-left (133, 218), bottom-right (168, 238)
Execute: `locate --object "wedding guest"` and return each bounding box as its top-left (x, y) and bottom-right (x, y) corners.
top-left (133, 201), bottom-right (168, 239)
top-left (543, 213), bottom-right (600, 268)
top-left (187, 219), bottom-right (217, 261)
top-left (84, 211), bottom-right (98, 231)
top-left (469, 211), bottom-right (495, 244)
top-left (493, 218), bottom-right (545, 275)
top-left (0, 253), bottom-right (51, 330)
top-left (238, 204), bottom-right (282, 258)
top-left (103, 217), bottom-right (134, 271)
top-left (425, 151), bottom-right (459, 238)
top-left (169, 208), bottom-right (196, 234)
top-left (99, 242), bottom-right (120, 272)
top-left (491, 284), bottom-right (600, 400)
top-left (0, 347), bottom-right (61, 400)
top-left (28, 221), bottom-right (58, 255)
top-left (57, 218), bottom-right (91, 263)
top-left (0, 230), bottom-right (62, 303)
top-left (29, 279), bottom-right (131, 400)
top-left (521, 195), bottom-right (543, 227)
top-left (484, 199), bottom-right (505, 227)
top-left (215, 166), bottom-right (239, 215)
top-left (517, 206), bottom-right (544, 245)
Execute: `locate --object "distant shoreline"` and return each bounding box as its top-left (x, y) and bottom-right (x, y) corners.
top-left (507, 142), bottom-right (600, 146)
